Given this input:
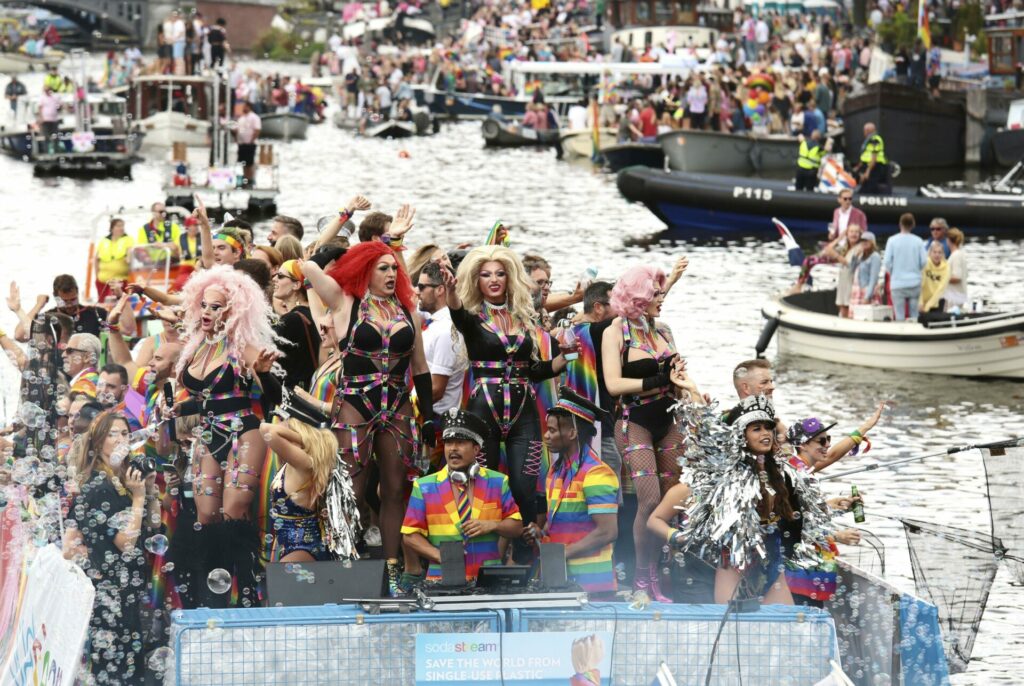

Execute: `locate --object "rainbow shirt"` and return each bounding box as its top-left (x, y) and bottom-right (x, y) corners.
top-left (544, 445), bottom-right (619, 593)
top-left (401, 465), bottom-right (521, 582)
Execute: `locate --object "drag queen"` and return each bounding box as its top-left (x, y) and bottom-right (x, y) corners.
top-left (600, 264), bottom-right (685, 601)
top-left (303, 241), bottom-right (434, 594)
top-left (173, 265), bottom-right (278, 605)
top-left (440, 246), bottom-right (573, 558)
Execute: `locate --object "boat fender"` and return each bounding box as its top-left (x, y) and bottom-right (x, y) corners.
top-left (755, 316), bottom-right (780, 358)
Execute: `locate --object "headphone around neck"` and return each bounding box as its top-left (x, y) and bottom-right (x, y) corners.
top-left (449, 463), bottom-right (481, 484)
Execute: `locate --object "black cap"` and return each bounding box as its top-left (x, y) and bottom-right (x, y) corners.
top-left (548, 385), bottom-right (606, 426)
top-left (440, 407), bottom-right (490, 446)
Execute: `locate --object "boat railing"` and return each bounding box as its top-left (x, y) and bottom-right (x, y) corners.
top-left (922, 309), bottom-right (1024, 329)
top-left (30, 130), bottom-right (139, 157)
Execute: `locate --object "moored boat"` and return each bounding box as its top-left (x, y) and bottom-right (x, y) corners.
top-left (658, 128), bottom-right (800, 174)
top-left (481, 115), bottom-right (559, 148)
top-left (761, 289), bottom-right (1024, 379)
top-left (600, 141), bottom-right (664, 172)
top-left (122, 74), bottom-right (215, 150)
top-left (616, 164), bottom-right (1024, 237)
top-left (365, 119), bottom-right (416, 139)
top-left (992, 128), bottom-right (1024, 167)
top-left (259, 112), bottom-right (309, 141)
top-left (0, 48), bottom-right (64, 73)
top-left (560, 128), bottom-right (617, 159)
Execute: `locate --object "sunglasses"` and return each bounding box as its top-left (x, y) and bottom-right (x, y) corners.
top-left (415, 282), bottom-right (440, 291)
top-left (839, 196), bottom-right (852, 202)
top-left (930, 227), bottom-right (943, 232)
top-left (62, 346), bottom-right (90, 355)
top-left (273, 273), bottom-right (298, 281)
top-left (813, 435), bottom-right (831, 446)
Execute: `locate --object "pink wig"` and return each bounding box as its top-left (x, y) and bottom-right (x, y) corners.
top-left (175, 265), bottom-right (279, 374)
top-left (610, 265), bottom-right (666, 321)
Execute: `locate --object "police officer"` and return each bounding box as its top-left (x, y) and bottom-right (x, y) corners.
top-left (795, 130), bottom-right (824, 191)
top-left (857, 122), bottom-right (889, 194)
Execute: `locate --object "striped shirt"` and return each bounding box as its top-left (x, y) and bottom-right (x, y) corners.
top-left (401, 465), bottom-right (521, 582)
top-left (544, 445), bottom-right (619, 593)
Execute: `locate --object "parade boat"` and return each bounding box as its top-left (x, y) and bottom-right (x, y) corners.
top-left (162, 74), bottom-right (278, 217)
top-left (658, 128), bottom-right (803, 174)
top-left (481, 113), bottom-right (560, 148)
top-left (616, 163), bottom-right (1024, 236)
top-left (760, 289), bottom-right (1024, 378)
top-left (600, 141), bottom-right (664, 172)
top-left (259, 111), bottom-right (310, 141)
top-left (122, 74), bottom-right (215, 149)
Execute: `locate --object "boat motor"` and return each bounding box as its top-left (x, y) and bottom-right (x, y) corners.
top-left (754, 316), bottom-right (780, 358)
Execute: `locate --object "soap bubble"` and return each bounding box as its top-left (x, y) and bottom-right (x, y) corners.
top-left (207, 568), bottom-right (231, 594)
top-left (148, 646), bottom-right (173, 673)
top-left (144, 534), bottom-right (169, 555)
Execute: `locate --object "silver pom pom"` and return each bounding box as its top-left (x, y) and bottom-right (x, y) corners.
top-left (323, 453), bottom-right (362, 560)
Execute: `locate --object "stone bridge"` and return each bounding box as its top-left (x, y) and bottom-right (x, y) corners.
top-left (0, 0), bottom-right (279, 49)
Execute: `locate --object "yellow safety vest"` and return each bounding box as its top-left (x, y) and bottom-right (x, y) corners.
top-left (43, 74), bottom-right (63, 92)
top-left (96, 235), bottom-right (134, 283)
top-left (860, 134), bottom-right (887, 165)
top-left (797, 140), bottom-right (824, 170)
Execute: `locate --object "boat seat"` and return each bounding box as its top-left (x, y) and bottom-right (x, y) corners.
top-left (781, 289), bottom-right (839, 316)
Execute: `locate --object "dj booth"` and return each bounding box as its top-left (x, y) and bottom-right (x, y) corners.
top-left (169, 594), bottom-right (842, 684)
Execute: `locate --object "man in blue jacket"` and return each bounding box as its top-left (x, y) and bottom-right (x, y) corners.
top-left (883, 213), bottom-right (926, 321)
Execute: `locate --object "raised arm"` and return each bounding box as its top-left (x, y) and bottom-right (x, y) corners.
top-left (813, 400), bottom-right (887, 473)
top-left (385, 203), bottom-right (415, 274)
top-left (0, 329), bottom-right (27, 370)
top-left (106, 295), bottom-right (141, 379)
top-left (438, 264), bottom-right (462, 312)
top-left (9, 283), bottom-right (47, 343)
top-left (259, 421), bottom-right (313, 471)
top-left (302, 260), bottom-right (346, 311)
top-left (313, 195), bottom-right (371, 251)
top-left (194, 195), bottom-right (215, 269)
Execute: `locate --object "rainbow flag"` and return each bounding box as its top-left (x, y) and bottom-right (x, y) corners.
top-left (485, 220), bottom-right (510, 247)
top-left (917, 0), bottom-right (931, 49)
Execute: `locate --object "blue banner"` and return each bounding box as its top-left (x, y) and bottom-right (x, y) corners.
top-left (415, 631), bottom-right (613, 685)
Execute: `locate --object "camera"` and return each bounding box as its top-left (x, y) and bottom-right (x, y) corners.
top-left (129, 454), bottom-right (158, 476)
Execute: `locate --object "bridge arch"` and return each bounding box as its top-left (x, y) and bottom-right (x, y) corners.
top-left (0, 0), bottom-right (144, 42)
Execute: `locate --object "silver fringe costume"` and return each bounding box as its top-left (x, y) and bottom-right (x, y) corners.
top-left (670, 398), bottom-right (835, 571)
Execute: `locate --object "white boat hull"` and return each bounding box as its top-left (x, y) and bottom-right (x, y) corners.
top-left (139, 111), bottom-right (211, 148)
top-left (0, 52), bottom-right (62, 74)
top-left (764, 293), bottom-right (1024, 378)
top-left (560, 128), bottom-right (616, 158)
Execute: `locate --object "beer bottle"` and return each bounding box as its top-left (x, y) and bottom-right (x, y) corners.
top-left (851, 485), bottom-right (865, 523)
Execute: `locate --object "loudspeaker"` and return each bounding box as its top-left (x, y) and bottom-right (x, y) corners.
top-left (439, 541), bottom-right (466, 588)
top-left (265, 560), bottom-right (386, 607)
top-left (539, 542), bottom-right (569, 589)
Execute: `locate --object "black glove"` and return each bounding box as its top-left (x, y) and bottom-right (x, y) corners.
top-left (309, 245), bottom-right (347, 269)
top-left (413, 372), bottom-right (435, 447)
top-left (641, 354), bottom-right (677, 392)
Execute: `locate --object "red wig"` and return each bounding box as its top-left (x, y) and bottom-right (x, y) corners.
top-left (327, 241), bottom-right (415, 311)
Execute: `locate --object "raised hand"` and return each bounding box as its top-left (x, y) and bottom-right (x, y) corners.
top-left (345, 195), bottom-right (371, 213)
top-left (439, 265), bottom-right (457, 291)
top-left (6, 282), bottom-right (21, 313)
top-left (108, 293), bottom-right (131, 324)
top-left (192, 194), bottom-right (210, 228)
top-left (671, 255), bottom-right (690, 282)
top-left (252, 348), bottom-right (278, 374)
top-left (388, 204), bottom-right (416, 238)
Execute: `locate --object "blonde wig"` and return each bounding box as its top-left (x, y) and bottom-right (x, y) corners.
top-left (454, 245), bottom-right (538, 329)
top-left (286, 418), bottom-right (338, 502)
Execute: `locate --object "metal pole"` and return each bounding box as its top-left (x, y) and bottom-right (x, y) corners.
top-left (820, 438), bottom-right (1024, 482)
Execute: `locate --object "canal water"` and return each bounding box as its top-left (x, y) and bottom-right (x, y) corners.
top-left (1, 60), bottom-right (1022, 684)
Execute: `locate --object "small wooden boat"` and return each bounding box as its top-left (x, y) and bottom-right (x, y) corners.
top-left (481, 115), bottom-right (559, 148)
top-left (559, 128), bottom-right (617, 158)
top-left (601, 142), bottom-right (664, 172)
top-left (617, 163), bottom-right (1024, 237)
top-left (365, 119), bottom-right (416, 139)
top-left (260, 112), bottom-right (309, 141)
top-left (0, 49), bottom-right (64, 73)
top-left (761, 289), bottom-right (1024, 379)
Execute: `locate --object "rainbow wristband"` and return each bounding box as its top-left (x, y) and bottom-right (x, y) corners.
top-left (849, 430), bottom-right (863, 445)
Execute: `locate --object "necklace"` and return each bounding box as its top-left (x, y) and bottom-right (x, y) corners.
top-left (195, 336), bottom-right (227, 375)
top-left (365, 294), bottom-right (403, 325)
top-left (484, 299), bottom-right (507, 310)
